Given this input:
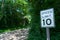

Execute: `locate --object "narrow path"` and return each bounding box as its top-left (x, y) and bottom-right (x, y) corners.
top-left (0, 28), bottom-right (29, 40)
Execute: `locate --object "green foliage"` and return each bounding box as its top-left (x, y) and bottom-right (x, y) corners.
top-left (0, 0), bottom-right (30, 30)
top-left (28, 0), bottom-right (60, 40)
top-left (0, 0), bottom-right (60, 40)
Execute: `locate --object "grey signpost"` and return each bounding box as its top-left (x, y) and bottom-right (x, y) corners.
top-left (40, 8), bottom-right (55, 40)
top-left (46, 27), bottom-right (50, 40)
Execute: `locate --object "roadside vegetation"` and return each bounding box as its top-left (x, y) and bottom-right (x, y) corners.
top-left (0, 0), bottom-right (60, 40)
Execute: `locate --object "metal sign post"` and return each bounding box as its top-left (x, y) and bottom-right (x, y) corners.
top-left (46, 28), bottom-right (50, 40)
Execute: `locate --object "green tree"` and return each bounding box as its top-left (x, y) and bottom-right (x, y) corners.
top-left (0, 0), bottom-right (30, 29)
top-left (28, 0), bottom-right (60, 40)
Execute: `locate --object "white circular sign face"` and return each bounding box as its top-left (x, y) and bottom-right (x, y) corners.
top-left (40, 8), bottom-right (55, 28)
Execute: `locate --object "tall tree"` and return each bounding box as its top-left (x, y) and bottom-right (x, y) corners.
top-left (0, 0), bottom-right (30, 29)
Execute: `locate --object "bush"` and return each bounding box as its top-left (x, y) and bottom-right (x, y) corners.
top-left (0, 0), bottom-right (29, 29)
top-left (28, 0), bottom-right (60, 40)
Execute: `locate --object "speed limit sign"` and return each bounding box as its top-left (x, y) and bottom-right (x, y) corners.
top-left (40, 8), bottom-right (55, 28)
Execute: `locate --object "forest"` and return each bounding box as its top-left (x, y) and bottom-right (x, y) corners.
top-left (0, 0), bottom-right (60, 40)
